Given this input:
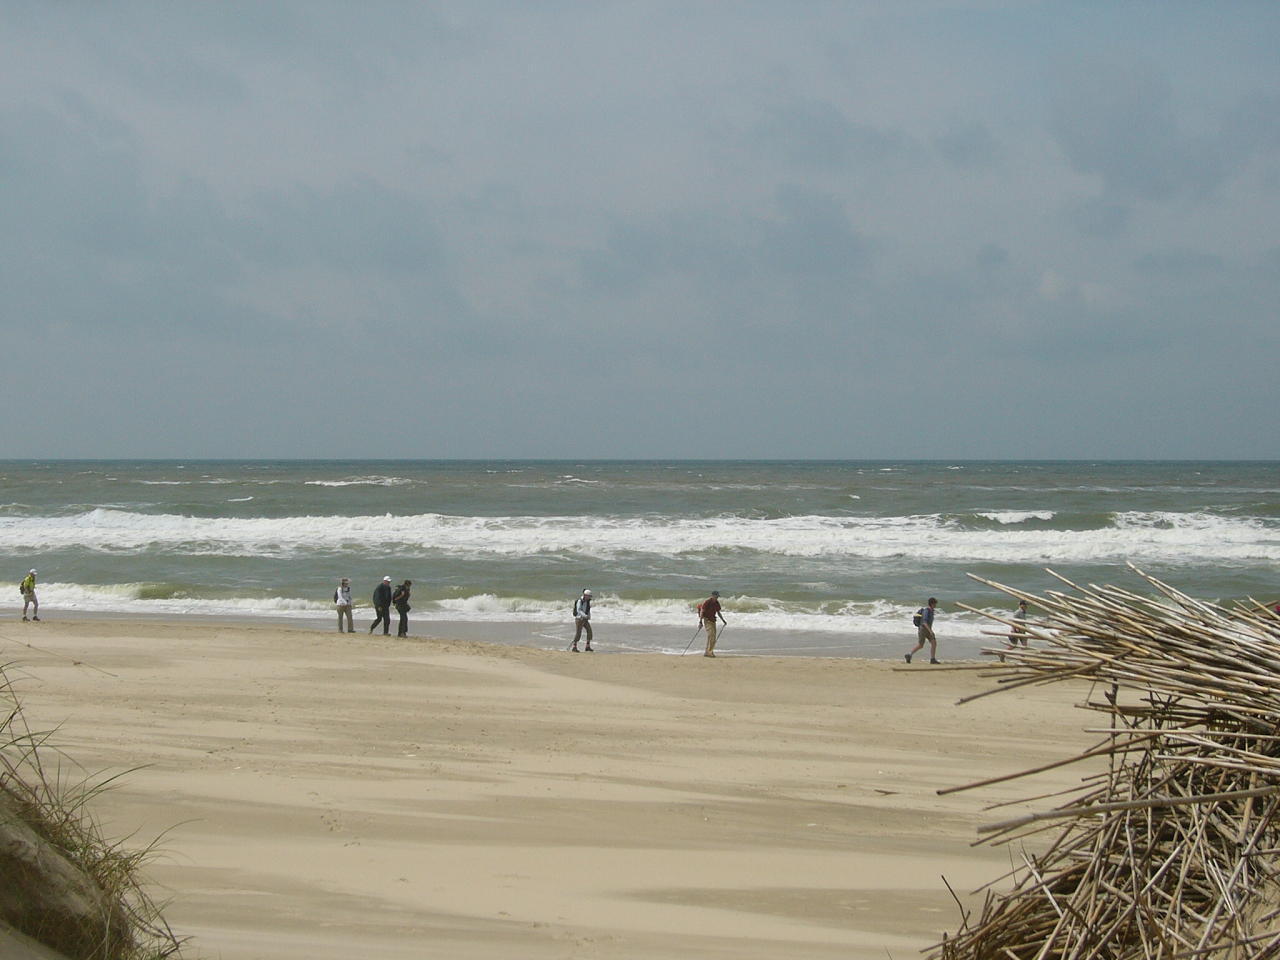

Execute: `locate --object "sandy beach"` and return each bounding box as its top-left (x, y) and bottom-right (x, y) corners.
top-left (1, 618), bottom-right (1096, 960)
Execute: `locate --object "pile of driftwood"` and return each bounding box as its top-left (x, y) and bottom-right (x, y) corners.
top-left (933, 564), bottom-right (1280, 960)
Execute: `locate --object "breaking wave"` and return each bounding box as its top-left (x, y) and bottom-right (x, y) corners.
top-left (0, 508), bottom-right (1274, 564)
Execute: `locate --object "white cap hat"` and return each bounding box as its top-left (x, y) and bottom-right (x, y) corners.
top-left (29, 569), bottom-right (36, 575)
top-left (583, 589), bottom-right (592, 596)
top-left (383, 575), bottom-right (392, 582)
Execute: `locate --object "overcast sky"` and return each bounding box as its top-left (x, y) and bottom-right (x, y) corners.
top-left (2, 2), bottom-right (1277, 459)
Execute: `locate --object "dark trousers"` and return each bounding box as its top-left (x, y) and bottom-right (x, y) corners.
top-left (370, 606), bottom-right (391, 634)
top-left (396, 607), bottom-right (409, 637)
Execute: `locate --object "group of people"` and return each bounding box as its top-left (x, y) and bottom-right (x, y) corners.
top-left (334, 577), bottom-right (412, 637)
top-left (14, 563), bottom-right (1026, 662)
top-left (332, 580), bottom-right (1032, 663)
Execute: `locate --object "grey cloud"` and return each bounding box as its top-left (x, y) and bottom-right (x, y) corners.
top-left (759, 185), bottom-right (873, 278)
top-left (1063, 197), bottom-right (1132, 238)
top-left (976, 243), bottom-right (1009, 270)
top-left (935, 122), bottom-right (999, 170)
top-left (1221, 93), bottom-right (1280, 170)
top-left (1132, 249), bottom-right (1225, 277)
top-left (1049, 58), bottom-right (1224, 203)
top-left (752, 98), bottom-right (912, 170)
top-left (246, 180), bottom-right (448, 276)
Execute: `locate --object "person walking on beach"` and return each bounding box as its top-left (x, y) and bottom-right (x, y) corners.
top-left (335, 577), bottom-right (354, 633)
top-left (571, 588), bottom-right (594, 652)
top-left (1007, 599), bottom-right (1030, 648)
top-left (697, 591), bottom-right (726, 658)
top-left (392, 579), bottom-right (412, 637)
top-left (370, 576), bottom-right (393, 635)
top-left (20, 569), bottom-right (39, 621)
top-left (904, 597), bottom-right (939, 664)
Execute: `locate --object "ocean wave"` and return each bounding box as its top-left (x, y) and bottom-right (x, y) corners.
top-left (976, 511), bottom-right (1057, 524)
top-left (304, 477), bottom-right (417, 487)
top-left (0, 508), bottom-right (1275, 564)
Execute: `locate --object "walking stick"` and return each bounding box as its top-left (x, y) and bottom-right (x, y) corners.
top-left (681, 622), bottom-right (703, 656)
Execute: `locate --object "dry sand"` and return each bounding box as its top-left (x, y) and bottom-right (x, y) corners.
top-left (0, 619), bottom-right (1097, 960)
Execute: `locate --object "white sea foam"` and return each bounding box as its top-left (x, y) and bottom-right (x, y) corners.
top-left (304, 477), bottom-right (416, 487)
top-left (21, 582), bottom-right (330, 617)
top-left (0, 508), bottom-right (1275, 563)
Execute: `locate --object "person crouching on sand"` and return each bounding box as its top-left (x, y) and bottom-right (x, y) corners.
top-left (571, 588), bottom-right (594, 652)
top-left (698, 591), bottom-right (727, 658)
top-left (904, 597), bottom-right (939, 664)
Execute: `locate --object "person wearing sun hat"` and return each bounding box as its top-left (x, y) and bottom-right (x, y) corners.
top-left (571, 588), bottom-right (594, 652)
top-left (20, 569), bottom-right (39, 621)
top-left (369, 576), bottom-right (393, 635)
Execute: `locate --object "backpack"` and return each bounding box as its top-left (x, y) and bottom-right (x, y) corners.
top-left (912, 610), bottom-right (923, 627)
top-left (333, 590), bottom-right (339, 603)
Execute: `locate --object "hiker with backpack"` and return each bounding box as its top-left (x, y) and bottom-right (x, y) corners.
top-left (334, 577), bottom-right (354, 633)
top-left (571, 589), bottom-right (594, 652)
top-left (20, 569), bottom-right (39, 621)
top-left (904, 597), bottom-right (939, 664)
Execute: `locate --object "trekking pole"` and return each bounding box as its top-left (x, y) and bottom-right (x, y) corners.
top-left (681, 622), bottom-right (703, 656)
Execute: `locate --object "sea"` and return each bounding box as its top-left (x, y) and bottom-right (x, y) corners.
top-left (1, 460), bottom-right (1276, 659)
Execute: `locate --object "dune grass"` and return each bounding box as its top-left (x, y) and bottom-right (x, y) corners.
top-left (1, 662), bottom-right (186, 960)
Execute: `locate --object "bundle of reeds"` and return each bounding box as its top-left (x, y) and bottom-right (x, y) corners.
top-left (932, 565), bottom-right (1280, 960)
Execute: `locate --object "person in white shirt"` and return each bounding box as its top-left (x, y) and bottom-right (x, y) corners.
top-left (335, 577), bottom-right (354, 633)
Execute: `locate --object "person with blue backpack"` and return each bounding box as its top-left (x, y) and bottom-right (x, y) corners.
top-left (904, 597), bottom-right (939, 664)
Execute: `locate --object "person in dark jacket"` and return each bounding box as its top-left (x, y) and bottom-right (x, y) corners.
top-left (370, 576), bottom-right (393, 635)
top-left (392, 579), bottom-right (412, 637)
